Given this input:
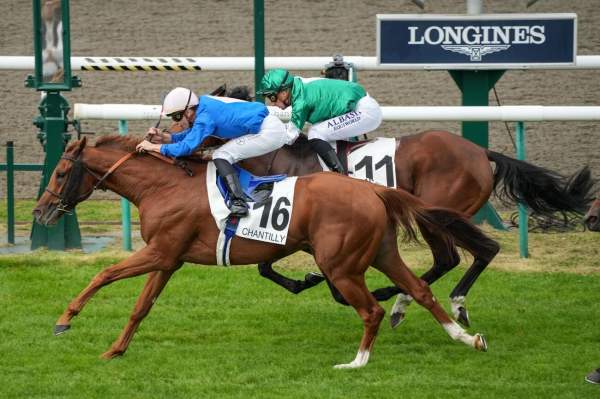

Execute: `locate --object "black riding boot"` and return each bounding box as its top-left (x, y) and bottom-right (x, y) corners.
top-left (213, 159), bottom-right (249, 217)
top-left (309, 138), bottom-right (345, 174)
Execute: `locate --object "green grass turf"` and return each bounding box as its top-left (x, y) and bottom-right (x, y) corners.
top-left (0, 254), bottom-right (599, 398)
top-left (1, 199), bottom-right (599, 397)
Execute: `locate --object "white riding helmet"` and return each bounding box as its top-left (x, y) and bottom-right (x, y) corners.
top-left (162, 87), bottom-right (199, 116)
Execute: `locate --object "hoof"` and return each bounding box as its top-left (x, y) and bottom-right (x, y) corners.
top-left (585, 369), bottom-right (600, 384)
top-left (333, 362), bottom-right (365, 370)
top-left (53, 324), bottom-right (71, 336)
top-left (333, 351), bottom-right (370, 369)
top-left (101, 350), bottom-right (123, 360)
top-left (390, 312), bottom-right (405, 329)
top-left (474, 334), bottom-right (488, 352)
top-left (390, 293), bottom-right (412, 329)
top-left (304, 272), bottom-right (325, 287)
top-left (456, 307), bottom-right (470, 327)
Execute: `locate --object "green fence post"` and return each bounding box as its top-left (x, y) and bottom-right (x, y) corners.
top-left (6, 141), bottom-right (15, 244)
top-left (449, 70), bottom-right (507, 230)
top-left (516, 121), bottom-right (529, 258)
top-left (254, 0), bottom-right (265, 103)
top-left (28, 0), bottom-right (82, 250)
top-left (118, 120), bottom-right (132, 251)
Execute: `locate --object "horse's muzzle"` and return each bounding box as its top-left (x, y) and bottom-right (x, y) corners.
top-left (33, 203), bottom-right (62, 226)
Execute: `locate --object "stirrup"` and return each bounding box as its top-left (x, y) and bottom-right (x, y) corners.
top-left (322, 150), bottom-right (345, 174)
top-left (228, 198), bottom-right (249, 217)
top-left (329, 163), bottom-right (345, 174)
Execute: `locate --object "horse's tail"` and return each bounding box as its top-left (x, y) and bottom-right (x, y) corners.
top-left (374, 187), bottom-right (499, 262)
top-left (487, 150), bottom-right (596, 216)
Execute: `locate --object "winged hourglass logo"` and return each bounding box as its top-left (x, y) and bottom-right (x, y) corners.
top-left (441, 45), bottom-right (511, 61)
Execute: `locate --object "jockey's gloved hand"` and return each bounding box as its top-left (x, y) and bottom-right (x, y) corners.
top-left (145, 128), bottom-right (172, 144)
top-left (285, 123), bottom-right (301, 145)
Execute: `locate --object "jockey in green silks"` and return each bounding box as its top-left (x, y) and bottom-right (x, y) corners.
top-left (258, 69), bottom-right (383, 173)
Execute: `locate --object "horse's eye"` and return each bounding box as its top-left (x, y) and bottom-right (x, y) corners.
top-left (56, 171), bottom-right (66, 179)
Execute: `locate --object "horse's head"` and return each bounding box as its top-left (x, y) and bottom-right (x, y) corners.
top-left (33, 137), bottom-right (96, 226)
top-left (584, 193), bottom-right (600, 232)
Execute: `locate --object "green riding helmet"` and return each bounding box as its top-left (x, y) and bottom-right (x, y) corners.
top-left (257, 69), bottom-right (294, 96)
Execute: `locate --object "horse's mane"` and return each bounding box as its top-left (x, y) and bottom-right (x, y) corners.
top-left (94, 135), bottom-right (142, 152)
top-left (284, 134), bottom-right (311, 154)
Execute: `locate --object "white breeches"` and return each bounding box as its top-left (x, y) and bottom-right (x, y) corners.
top-left (212, 114), bottom-right (291, 164)
top-left (307, 95), bottom-right (383, 141)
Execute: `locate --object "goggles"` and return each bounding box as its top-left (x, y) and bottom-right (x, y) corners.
top-left (167, 88), bottom-right (193, 122)
top-left (264, 71), bottom-right (290, 102)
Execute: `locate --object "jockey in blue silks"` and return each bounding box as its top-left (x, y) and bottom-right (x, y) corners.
top-left (136, 87), bottom-right (296, 217)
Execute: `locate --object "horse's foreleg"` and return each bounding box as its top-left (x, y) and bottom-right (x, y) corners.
top-left (54, 246), bottom-right (170, 334)
top-left (257, 261), bottom-right (325, 294)
top-left (328, 275), bottom-right (385, 369)
top-left (102, 267), bottom-right (179, 359)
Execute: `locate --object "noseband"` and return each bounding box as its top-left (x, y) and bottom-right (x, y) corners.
top-left (45, 151), bottom-right (136, 213)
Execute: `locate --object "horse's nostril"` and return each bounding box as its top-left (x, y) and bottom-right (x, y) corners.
top-left (33, 208), bottom-right (42, 221)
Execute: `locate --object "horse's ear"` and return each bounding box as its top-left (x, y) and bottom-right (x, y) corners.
top-left (74, 136), bottom-right (87, 155)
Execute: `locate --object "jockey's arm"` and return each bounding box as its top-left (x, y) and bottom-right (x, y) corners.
top-left (290, 98), bottom-right (309, 132)
top-left (158, 114), bottom-right (215, 158)
top-left (169, 129), bottom-right (190, 143)
top-left (146, 127), bottom-right (191, 145)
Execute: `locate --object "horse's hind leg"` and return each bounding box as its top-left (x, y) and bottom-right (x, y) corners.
top-left (390, 223), bottom-right (461, 328)
top-left (438, 215), bottom-right (500, 326)
top-left (448, 251), bottom-right (499, 326)
top-left (54, 246), bottom-right (172, 335)
top-left (374, 227), bottom-right (487, 352)
top-left (326, 273), bottom-right (385, 369)
top-left (102, 267), bottom-right (179, 359)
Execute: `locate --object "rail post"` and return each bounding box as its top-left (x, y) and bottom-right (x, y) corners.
top-left (6, 141), bottom-right (15, 244)
top-left (516, 121), bottom-right (529, 258)
top-left (254, 0), bottom-right (265, 103)
top-left (118, 120), bottom-right (132, 251)
top-left (449, 70), bottom-right (507, 231)
top-left (27, 0), bottom-right (82, 250)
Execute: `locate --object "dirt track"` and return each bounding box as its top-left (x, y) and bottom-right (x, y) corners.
top-left (1, 0), bottom-right (599, 199)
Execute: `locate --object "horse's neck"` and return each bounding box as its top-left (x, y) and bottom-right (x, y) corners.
top-left (85, 148), bottom-right (187, 206)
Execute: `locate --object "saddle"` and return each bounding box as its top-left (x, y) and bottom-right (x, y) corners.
top-left (216, 164), bottom-right (287, 204)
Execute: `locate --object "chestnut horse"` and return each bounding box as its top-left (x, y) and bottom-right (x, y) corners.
top-left (169, 109), bottom-right (594, 327)
top-left (33, 136), bottom-right (495, 368)
top-left (584, 193), bottom-right (600, 231)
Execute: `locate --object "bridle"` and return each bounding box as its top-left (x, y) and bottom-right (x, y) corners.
top-left (44, 150), bottom-right (136, 213)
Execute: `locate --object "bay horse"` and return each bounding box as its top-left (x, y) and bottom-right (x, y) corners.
top-left (33, 136), bottom-right (496, 368)
top-left (584, 193), bottom-right (600, 231)
top-left (167, 101), bottom-right (595, 327)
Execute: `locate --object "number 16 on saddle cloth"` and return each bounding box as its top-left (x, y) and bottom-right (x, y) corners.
top-left (206, 162), bottom-right (298, 265)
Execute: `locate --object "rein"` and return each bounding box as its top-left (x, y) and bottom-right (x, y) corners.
top-left (46, 148), bottom-right (194, 213)
top-left (45, 151), bottom-right (136, 212)
top-left (147, 151), bottom-right (194, 176)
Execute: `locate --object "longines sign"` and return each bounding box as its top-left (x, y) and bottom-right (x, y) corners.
top-left (377, 14), bottom-right (577, 69)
